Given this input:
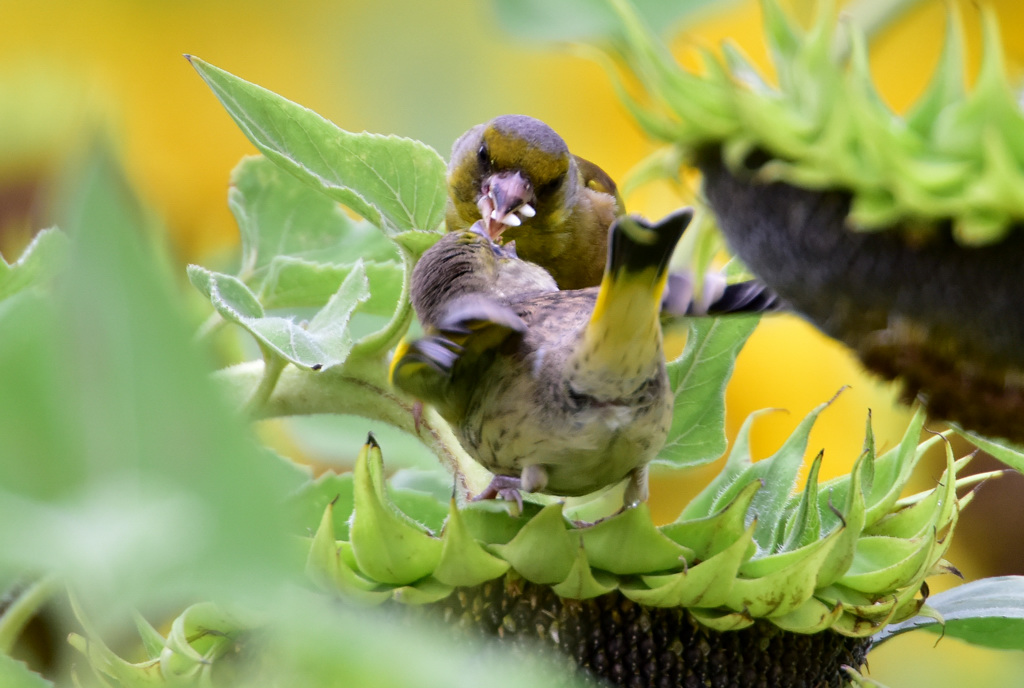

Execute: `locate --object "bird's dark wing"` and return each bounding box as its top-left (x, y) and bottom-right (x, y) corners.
top-left (392, 294), bottom-right (527, 418)
top-left (436, 294), bottom-right (527, 351)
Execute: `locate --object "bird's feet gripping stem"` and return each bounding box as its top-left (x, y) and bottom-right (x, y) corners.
top-left (472, 465), bottom-right (549, 515)
top-left (472, 475), bottom-right (524, 513)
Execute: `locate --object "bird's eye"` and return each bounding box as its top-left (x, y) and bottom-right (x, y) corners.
top-left (477, 144), bottom-right (489, 167)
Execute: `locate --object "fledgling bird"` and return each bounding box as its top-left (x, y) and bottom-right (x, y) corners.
top-left (445, 115), bottom-right (785, 318)
top-left (408, 227), bottom-right (557, 330)
top-left (391, 209), bottom-right (692, 508)
top-left (446, 114), bottom-right (620, 290)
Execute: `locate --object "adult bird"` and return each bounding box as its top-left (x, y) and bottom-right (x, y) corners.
top-left (446, 114), bottom-right (620, 290)
top-left (445, 114), bottom-right (783, 317)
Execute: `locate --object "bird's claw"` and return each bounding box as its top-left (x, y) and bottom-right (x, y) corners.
top-left (472, 475), bottom-right (524, 514)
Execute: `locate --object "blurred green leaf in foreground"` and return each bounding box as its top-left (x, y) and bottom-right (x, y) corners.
top-left (0, 144), bottom-right (298, 615)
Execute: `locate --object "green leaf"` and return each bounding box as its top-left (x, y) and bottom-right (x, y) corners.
top-left (188, 262), bottom-right (370, 370)
top-left (657, 316), bottom-right (758, 467)
top-left (188, 56), bottom-right (448, 235)
top-left (162, 603), bottom-right (256, 675)
top-left (771, 596), bottom-right (843, 634)
top-left (680, 396), bottom-right (835, 550)
top-left (818, 580), bottom-right (914, 623)
top-left (392, 229), bottom-right (442, 258)
top-left (861, 406), bottom-right (932, 525)
top-left (189, 264), bottom-right (265, 317)
top-left (390, 488), bottom-right (449, 534)
top-left (230, 155), bottom-right (398, 285)
top-left (687, 608), bottom-right (754, 631)
top-left (866, 448), bottom-right (962, 541)
top-left (0, 577), bottom-right (58, 655)
top-left (287, 472), bottom-right (356, 539)
top-left (492, 0), bottom-right (738, 42)
top-left (679, 410), bottom-right (772, 520)
top-left (0, 143), bottom-right (293, 611)
top-left (307, 264), bottom-right (373, 342)
top-left (838, 535), bottom-right (934, 593)
top-left (68, 624), bottom-right (164, 687)
top-left (815, 451), bottom-right (867, 587)
top-left (260, 256), bottom-right (403, 315)
top-left (0, 228), bottom-right (69, 302)
top-left (0, 653), bottom-right (53, 688)
top-left (460, 502), bottom-right (539, 546)
top-left (874, 576), bottom-right (1024, 650)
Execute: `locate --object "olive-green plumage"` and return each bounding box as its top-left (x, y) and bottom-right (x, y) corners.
top-left (445, 114), bottom-right (620, 290)
top-left (392, 211), bottom-right (692, 507)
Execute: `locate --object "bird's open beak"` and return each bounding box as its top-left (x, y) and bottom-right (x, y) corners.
top-left (478, 171), bottom-right (536, 241)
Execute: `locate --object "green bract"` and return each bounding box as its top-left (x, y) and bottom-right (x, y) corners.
top-left (296, 405), bottom-right (982, 638)
top-left (67, 405), bottom-right (983, 687)
top-left (605, 0), bottom-right (1024, 243)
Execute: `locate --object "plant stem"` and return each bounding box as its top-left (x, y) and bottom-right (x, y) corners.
top-left (351, 248), bottom-right (415, 357)
top-left (0, 575), bottom-right (59, 654)
top-left (244, 346), bottom-right (287, 416)
top-left (217, 356), bottom-right (490, 494)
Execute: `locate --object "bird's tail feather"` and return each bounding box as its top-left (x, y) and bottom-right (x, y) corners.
top-left (573, 210), bottom-right (691, 392)
top-left (588, 209), bottom-right (692, 337)
top-left (606, 208), bottom-right (692, 280)
top-left (660, 272), bottom-right (786, 317)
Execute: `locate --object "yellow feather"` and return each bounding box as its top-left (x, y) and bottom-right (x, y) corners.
top-left (388, 337), bottom-right (413, 384)
top-left (579, 267), bottom-right (668, 379)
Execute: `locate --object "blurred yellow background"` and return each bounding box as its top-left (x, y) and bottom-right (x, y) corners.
top-left (2, 0), bottom-right (1023, 684)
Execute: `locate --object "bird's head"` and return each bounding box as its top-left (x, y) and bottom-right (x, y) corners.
top-left (447, 115), bottom-right (575, 241)
top-left (410, 223), bottom-right (503, 327)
